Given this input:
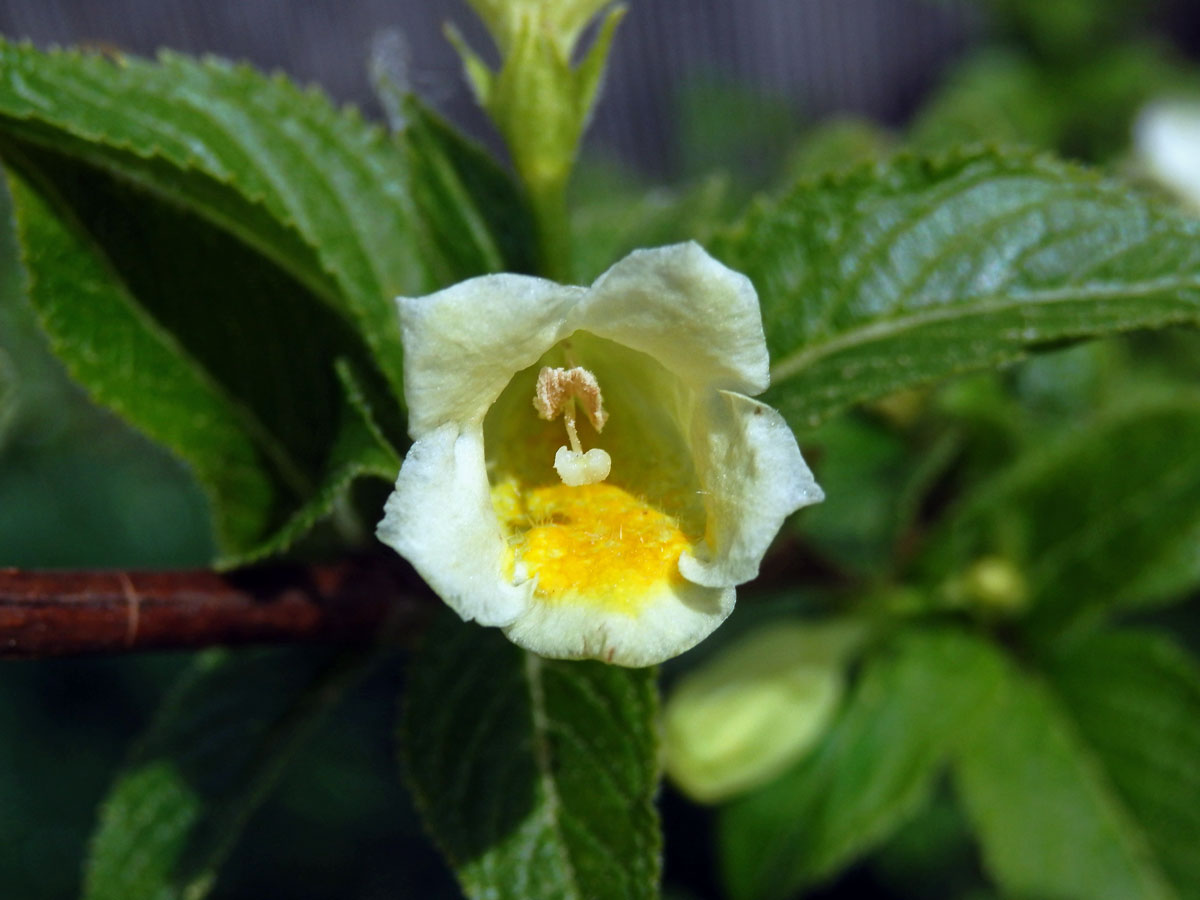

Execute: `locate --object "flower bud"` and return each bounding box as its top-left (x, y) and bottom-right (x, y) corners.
top-left (663, 621), bottom-right (863, 803)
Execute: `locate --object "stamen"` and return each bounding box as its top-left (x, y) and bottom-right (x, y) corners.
top-left (533, 367), bottom-right (607, 431)
top-left (533, 366), bottom-right (611, 486)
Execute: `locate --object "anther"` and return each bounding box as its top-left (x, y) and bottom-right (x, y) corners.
top-left (533, 366), bottom-right (607, 430)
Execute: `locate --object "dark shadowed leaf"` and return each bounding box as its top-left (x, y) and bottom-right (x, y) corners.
top-left (918, 396), bottom-right (1200, 634)
top-left (4, 146), bottom-right (399, 563)
top-left (84, 648), bottom-right (375, 900)
top-left (0, 40), bottom-right (427, 399)
top-left (400, 614), bottom-right (661, 900)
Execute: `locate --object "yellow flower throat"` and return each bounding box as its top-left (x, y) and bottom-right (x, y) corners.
top-left (486, 347), bottom-right (705, 614)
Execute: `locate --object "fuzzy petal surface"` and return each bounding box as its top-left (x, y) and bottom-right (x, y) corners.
top-left (574, 242), bottom-right (770, 394)
top-left (398, 275), bottom-right (583, 435)
top-left (679, 391), bottom-right (823, 588)
top-left (377, 424), bottom-right (531, 626)
top-left (504, 581), bottom-right (735, 667)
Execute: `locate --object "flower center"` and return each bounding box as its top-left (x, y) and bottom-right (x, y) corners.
top-left (484, 334), bottom-right (707, 613)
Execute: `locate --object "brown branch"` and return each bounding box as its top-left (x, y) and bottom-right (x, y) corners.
top-left (0, 556), bottom-right (435, 659)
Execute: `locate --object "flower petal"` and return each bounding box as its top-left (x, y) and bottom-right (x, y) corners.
top-left (503, 581), bottom-right (736, 667)
top-left (679, 390), bottom-right (823, 588)
top-left (575, 242), bottom-right (770, 396)
top-left (398, 275), bottom-right (585, 436)
top-left (1136, 101), bottom-right (1200, 210)
top-left (377, 424), bottom-right (531, 626)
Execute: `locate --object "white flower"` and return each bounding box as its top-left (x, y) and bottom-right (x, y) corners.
top-left (376, 242), bottom-right (823, 666)
top-left (1136, 100), bottom-right (1200, 210)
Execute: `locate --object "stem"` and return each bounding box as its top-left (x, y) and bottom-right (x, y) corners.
top-left (0, 557), bottom-right (434, 659)
top-left (529, 175), bottom-right (572, 281)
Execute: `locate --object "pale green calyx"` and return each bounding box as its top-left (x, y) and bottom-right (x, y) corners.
top-left (465, 0), bottom-right (616, 53)
top-left (448, 0), bottom-right (625, 197)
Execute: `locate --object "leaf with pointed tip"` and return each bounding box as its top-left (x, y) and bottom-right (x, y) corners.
top-left (0, 39), bottom-right (424, 400)
top-left (4, 139), bottom-right (398, 563)
top-left (400, 614), bottom-right (661, 900)
top-left (714, 150), bottom-right (1200, 430)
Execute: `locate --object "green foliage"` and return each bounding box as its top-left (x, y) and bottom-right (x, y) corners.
top-left (4, 159), bottom-right (399, 564)
top-left (0, 41), bottom-right (425, 397)
top-left (0, 41), bottom-right (427, 561)
top-left (790, 411), bottom-right (959, 577)
top-left (781, 117), bottom-right (894, 182)
top-left (719, 628), bottom-right (1005, 900)
top-left (1049, 630), bottom-right (1200, 896)
top-left (4, 6), bottom-right (1200, 900)
top-left (0, 345), bottom-right (14, 446)
top-left (910, 44), bottom-right (1199, 163)
top-left (921, 396), bottom-right (1200, 634)
top-left (571, 164), bottom-right (731, 282)
top-left (400, 614), bottom-right (661, 900)
top-left (716, 149), bottom-right (1200, 430)
top-left (979, 0), bottom-right (1158, 61)
top-left (84, 649), bottom-right (375, 900)
top-left (953, 628), bottom-right (1200, 900)
top-left (401, 97), bottom-right (539, 281)
top-left (907, 50), bottom-right (1066, 152)
top-left (0, 39), bottom-right (540, 564)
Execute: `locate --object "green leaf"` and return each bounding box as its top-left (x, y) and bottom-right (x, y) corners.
top-left (909, 45), bottom-right (1199, 164)
top-left (4, 142), bottom-right (398, 563)
top-left (921, 396), bottom-right (1200, 633)
top-left (982, 0), bottom-right (1158, 62)
top-left (225, 361), bottom-right (402, 567)
top-left (0, 39), bottom-right (424, 400)
top-left (402, 97), bottom-right (539, 281)
top-left (571, 164), bottom-right (731, 283)
top-left (952, 630), bottom-right (1194, 900)
top-left (792, 412), bottom-right (960, 577)
top-left (0, 346), bottom-right (14, 448)
top-left (782, 116), bottom-right (894, 181)
top-left (84, 648), bottom-right (374, 900)
top-left (369, 32), bottom-right (538, 281)
top-left (718, 628), bottom-right (1005, 900)
top-left (714, 149), bottom-right (1200, 430)
top-left (1049, 630), bottom-right (1200, 897)
top-left (400, 614), bottom-right (661, 900)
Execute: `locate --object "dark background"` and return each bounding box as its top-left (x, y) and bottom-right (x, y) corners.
top-left (0, 0), bottom-right (980, 178)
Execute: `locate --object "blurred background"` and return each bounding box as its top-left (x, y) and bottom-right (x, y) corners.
top-left (1, 1), bottom-right (1199, 898)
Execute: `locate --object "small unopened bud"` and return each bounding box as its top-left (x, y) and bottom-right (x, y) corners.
top-left (960, 555), bottom-right (1028, 613)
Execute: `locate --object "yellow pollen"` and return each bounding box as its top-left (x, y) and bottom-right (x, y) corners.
top-left (492, 480), bottom-right (694, 613)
